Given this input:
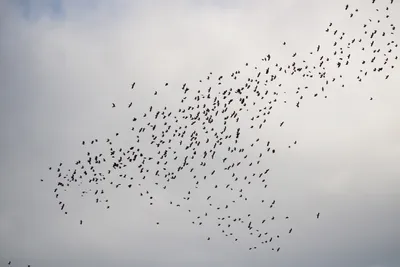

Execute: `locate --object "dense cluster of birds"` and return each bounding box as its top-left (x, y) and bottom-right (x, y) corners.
top-left (48, 0), bottom-right (398, 252)
top-left (3, 1), bottom-right (398, 266)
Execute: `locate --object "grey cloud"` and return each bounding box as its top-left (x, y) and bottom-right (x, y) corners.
top-left (0, 0), bottom-right (399, 267)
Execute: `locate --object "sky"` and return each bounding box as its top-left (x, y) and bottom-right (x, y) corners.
top-left (0, 0), bottom-right (400, 266)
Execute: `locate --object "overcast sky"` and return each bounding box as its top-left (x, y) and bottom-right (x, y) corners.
top-left (1, 0), bottom-right (400, 267)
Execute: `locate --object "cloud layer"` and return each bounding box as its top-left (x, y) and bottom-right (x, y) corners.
top-left (1, 0), bottom-right (399, 266)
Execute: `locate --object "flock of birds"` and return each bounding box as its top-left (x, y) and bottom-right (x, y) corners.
top-left (3, 1), bottom-right (399, 266)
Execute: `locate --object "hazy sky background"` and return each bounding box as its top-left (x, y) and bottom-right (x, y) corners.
top-left (1, 0), bottom-right (400, 266)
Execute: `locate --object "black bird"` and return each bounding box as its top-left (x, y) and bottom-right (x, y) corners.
top-left (317, 212), bottom-right (320, 219)
top-left (80, 220), bottom-right (83, 225)
top-left (131, 82), bottom-right (135, 89)
top-left (112, 103), bottom-right (116, 108)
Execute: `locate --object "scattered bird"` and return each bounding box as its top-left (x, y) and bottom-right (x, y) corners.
top-left (43, 1), bottom-right (397, 254)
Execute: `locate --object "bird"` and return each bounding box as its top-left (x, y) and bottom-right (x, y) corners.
top-left (112, 103), bottom-right (116, 108)
top-left (317, 212), bottom-right (320, 219)
top-left (131, 82), bottom-right (135, 89)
